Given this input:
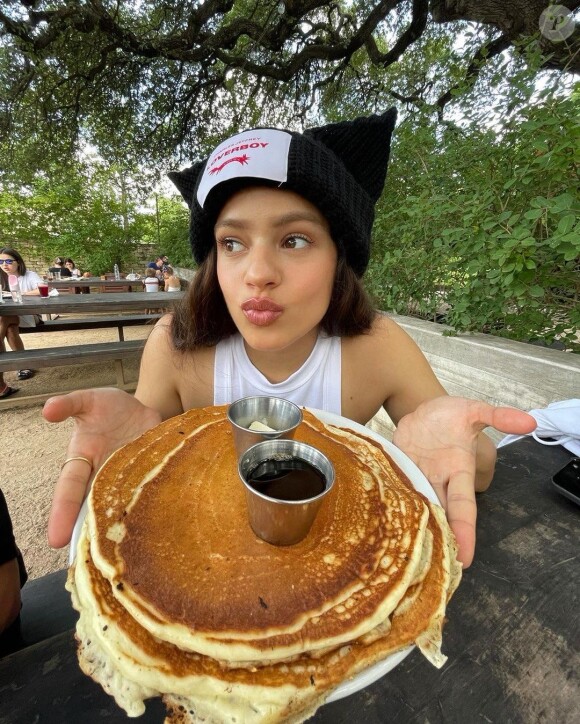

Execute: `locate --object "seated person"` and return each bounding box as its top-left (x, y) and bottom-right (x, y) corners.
top-left (64, 258), bottom-right (90, 294)
top-left (0, 487), bottom-right (28, 658)
top-left (163, 266), bottom-right (181, 292)
top-left (48, 257), bottom-right (72, 278)
top-left (143, 267), bottom-right (160, 292)
top-left (64, 258), bottom-right (81, 277)
top-left (0, 247), bottom-right (42, 383)
top-left (148, 257), bottom-right (165, 277)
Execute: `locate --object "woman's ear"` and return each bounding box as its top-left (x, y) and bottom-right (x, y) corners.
top-left (167, 160), bottom-right (206, 208)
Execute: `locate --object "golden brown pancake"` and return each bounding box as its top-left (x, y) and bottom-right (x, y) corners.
top-left (69, 406), bottom-right (461, 722)
top-left (87, 408), bottom-right (429, 660)
top-left (68, 500), bottom-right (453, 723)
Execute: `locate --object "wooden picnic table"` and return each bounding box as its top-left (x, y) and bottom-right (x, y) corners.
top-left (0, 292), bottom-right (185, 405)
top-left (0, 291), bottom-right (183, 316)
top-left (0, 437), bottom-right (577, 722)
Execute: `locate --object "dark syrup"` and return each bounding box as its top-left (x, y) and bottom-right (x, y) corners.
top-left (247, 458), bottom-right (326, 501)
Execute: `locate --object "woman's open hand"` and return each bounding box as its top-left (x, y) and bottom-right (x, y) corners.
top-left (43, 388), bottom-right (162, 548)
top-left (393, 397), bottom-right (536, 568)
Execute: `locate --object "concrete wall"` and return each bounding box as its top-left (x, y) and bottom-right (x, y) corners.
top-left (368, 314), bottom-right (580, 443)
top-left (173, 266), bottom-right (195, 284)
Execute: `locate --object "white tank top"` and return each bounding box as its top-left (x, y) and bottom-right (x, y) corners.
top-left (214, 333), bottom-right (342, 414)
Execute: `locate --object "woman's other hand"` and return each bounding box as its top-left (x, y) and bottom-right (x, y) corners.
top-left (393, 397), bottom-right (536, 568)
top-left (43, 388), bottom-right (162, 548)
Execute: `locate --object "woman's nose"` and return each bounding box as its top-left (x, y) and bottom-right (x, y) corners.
top-left (244, 246), bottom-right (281, 288)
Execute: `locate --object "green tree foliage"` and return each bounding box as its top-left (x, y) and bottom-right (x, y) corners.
top-left (367, 80), bottom-right (579, 351)
top-left (1, 1), bottom-right (577, 170)
top-left (0, 161), bottom-right (145, 274)
top-left (139, 195), bottom-right (191, 267)
top-left (0, 3), bottom-right (577, 348)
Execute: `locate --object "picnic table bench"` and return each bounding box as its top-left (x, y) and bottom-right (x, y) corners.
top-left (19, 313), bottom-right (161, 341)
top-left (0, 292), bottom-right (183, 407)
top-left (0, 339), bottom-right (146, 386)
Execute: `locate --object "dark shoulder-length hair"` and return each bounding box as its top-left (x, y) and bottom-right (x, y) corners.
top-left (171, 247), bottom-right (376, 352)
top-left (0, 247), bottom-right (27, 291)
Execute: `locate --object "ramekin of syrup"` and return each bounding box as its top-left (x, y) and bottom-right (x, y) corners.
top-left (238, 440), bottom-right (335, 546)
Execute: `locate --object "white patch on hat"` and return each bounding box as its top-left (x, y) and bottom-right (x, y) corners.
top-left (197, 129), bottom-right (292, 207)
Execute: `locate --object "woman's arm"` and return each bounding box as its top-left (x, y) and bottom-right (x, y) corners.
top-left (345, 316), bottom-right (535, 567)
top-left (367, 317), bottom-right (500, 489)
top-left (44, 389), bottom-right (163, 547)
top-left (134, 316), bottom-right (187, 419)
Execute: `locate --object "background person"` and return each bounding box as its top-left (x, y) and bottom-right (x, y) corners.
top-left (43, 111), bottom-right (536, 568)
top-left (64, 258), bottom-right (90, 293)
top-left (163, 266), bottom-right (180, 292)
top-left (146, 257), bottom-right (165, 290)
top-left (143, 268), bottom-right (160, 293)
top-left (147, 256), bottom-right (165, 277)
top-left (47, 257), bottom-right (72, 278)
top-left (64, 258), bottom-right (81, 277)
top-left (0, 247), bottom-right (42, 384)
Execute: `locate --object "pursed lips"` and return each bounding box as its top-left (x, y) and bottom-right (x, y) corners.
top-left (241, 298), bottom-right (284, 326)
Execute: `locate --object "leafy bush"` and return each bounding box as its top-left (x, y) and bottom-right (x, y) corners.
top-left (138, 195), bottom-right (192, 268)
top-left (368, 87), bottom-right (579, 352)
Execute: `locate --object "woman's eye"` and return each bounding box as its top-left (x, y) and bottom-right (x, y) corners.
top-left (220, 238), bottom-right (244, 253)
top-left (283, 235), bottom-right (311, 249)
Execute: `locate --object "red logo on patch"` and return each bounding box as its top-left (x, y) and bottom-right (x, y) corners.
top-left (209, 155), bottom-right (250, 175)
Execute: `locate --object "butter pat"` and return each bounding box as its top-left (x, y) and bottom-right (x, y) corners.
top-left (248, 420), bottom-right (276, 432)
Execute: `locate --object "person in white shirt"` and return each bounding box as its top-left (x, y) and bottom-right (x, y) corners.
top-left (143, 268), bottom-right (160, 292)
top-left (0, 247), bottom-right (42, 395)
top-left (163, 266), bottom-right (181, 292)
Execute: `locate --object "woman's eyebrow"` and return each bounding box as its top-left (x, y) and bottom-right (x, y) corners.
top-left (215, 217), bottom-right (247, 230)
top-left (273, 211), bottom-right (326, 228)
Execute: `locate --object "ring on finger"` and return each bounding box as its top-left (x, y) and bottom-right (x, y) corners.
top-left (61, 456), bottom-right (92, 471)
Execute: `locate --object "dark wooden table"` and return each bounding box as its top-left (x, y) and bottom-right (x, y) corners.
top-left (0, 291), bottom-right (183, 316)
top-left (0, 438), bottom-right (577, 723)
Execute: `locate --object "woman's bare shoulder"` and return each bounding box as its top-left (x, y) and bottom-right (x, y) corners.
top-left (342, 313), bottom-right (444, 424)
top-left (345, 313), bottom-right (416, 356)
top-left (137, 315), bottom-right (215, 415)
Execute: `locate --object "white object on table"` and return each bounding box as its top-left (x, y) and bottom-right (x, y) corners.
top-left (498, 399), bottom-right (580, 456)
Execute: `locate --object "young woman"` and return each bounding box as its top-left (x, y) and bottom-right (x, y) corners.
top-left (64, 258), bottom-right (91, 293)
top-left (163, 266), bottom-right (181, 292)
top-left (43, 110), bottom-right (535, 566)
top-left (0, 247), bottom-right (42, 393)
top-left (64, 259), bottom-right (81, 277)
top-left (48, 257), bottom-right (72, 278)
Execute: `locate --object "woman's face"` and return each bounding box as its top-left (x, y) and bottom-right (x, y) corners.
top-left (0, 253), bottom-right (18, 275)
top-left (215, 187), bottom-right (337, 355)
top-left (65, 261), bottom-right (74, 270)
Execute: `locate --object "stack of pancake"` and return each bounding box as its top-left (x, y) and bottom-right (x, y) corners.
top-left (68, 406), bottom-right (462, 723)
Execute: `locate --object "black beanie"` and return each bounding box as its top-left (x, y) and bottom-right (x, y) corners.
top-left (168, 108), bottom-right (397, 277)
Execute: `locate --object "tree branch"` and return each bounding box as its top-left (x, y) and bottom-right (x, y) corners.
top-left (436, 33), bottom-right (513, 117)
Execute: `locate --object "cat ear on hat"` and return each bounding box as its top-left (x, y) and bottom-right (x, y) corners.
top-left (167, 160), bottom-right (206, 208)
top-left (305, 108), bottom-right (397, 203)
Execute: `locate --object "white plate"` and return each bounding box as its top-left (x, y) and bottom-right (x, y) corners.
top-left (69, 408), bottom-right (438, 702)
top-left (69, 498), bottom-right (88, 565)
